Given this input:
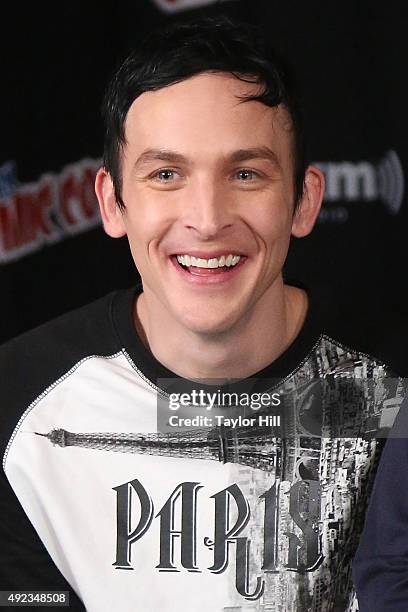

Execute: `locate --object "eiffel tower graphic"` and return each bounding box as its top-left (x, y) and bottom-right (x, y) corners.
top-left (35, 421), bottom-right (283, 473)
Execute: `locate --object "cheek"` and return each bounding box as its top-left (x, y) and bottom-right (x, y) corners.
top-left (122, 207), bottom-right (174, 265)
top-left (249, 206), bottom-right (293, 247)
top-left (124, 187), bottom-right (179, 230)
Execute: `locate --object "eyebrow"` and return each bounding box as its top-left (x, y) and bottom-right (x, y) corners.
top-left (229, 147), bottom-right (281, 168)
top-left (133, 149), bottom-right (188, 168)
top-left (133, 146), bottom-right (281, 170)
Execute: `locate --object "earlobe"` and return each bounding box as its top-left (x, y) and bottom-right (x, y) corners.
top-left (95, 168), bottom-right (127, 238)
top-left (291, 166), bottom-right (325, 238)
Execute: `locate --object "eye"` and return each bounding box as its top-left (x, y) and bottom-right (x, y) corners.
top-left (153, 169), bottom-right (178, 182)
top-left (235, 169), bottom-right (258, 181)
top-left (148, 167), bottom-right (185, 190)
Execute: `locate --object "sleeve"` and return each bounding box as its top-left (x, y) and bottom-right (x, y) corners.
top-left (0, 294), bottom-right (120, 610)
top-left (0, 333), bottom-right (87, 611)
top-left (353, 396), bottom-right (408, 611)
top-left (0, 469), bottom-right (86, 611)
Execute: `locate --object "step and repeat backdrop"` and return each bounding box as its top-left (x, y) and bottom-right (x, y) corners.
top-left (1, 1), bottom-right (407, 372)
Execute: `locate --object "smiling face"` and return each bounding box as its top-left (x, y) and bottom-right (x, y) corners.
top-left (96, 72), bottom-right (323, 336)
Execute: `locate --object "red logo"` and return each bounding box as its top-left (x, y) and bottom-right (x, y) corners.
top-left (152, 0), bottom-right (225, 13)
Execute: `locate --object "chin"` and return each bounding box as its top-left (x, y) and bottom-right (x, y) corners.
top-left (177, 309), bottom-right (240, 336)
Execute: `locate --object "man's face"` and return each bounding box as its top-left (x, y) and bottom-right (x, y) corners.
top-left (104, 72), bottom-right (317, 335)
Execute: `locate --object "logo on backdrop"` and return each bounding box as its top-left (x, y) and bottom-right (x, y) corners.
top-left (151, 0), bottom-right (233, 13)
top-left (316, 149), bottom-right (404, 223)
top-left (0, 158), bottom-right (101, 264)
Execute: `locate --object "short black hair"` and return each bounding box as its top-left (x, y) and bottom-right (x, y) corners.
top-left (102, 15), bottom-right (307, 210)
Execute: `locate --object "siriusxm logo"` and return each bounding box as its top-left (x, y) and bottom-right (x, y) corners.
top-left (316, 150), bottom-right (404, 216)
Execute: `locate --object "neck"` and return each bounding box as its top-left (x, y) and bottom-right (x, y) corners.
top-left (134, 282), bottom-right (308, 381)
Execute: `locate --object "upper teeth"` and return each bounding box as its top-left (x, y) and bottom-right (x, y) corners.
top-left (176, 254), bottom-right (241, 268)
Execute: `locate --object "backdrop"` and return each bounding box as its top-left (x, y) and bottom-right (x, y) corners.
top-left (1, 0), bottom-right (407, 373)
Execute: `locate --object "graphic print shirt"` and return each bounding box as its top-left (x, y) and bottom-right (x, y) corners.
top-left (0, 288), bottom-right (403, 612)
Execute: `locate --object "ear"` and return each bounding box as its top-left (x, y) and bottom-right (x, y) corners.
top-left (291, 165), bottom-right (325, 237)
top-left (95, 167), bottom-right (127, 238)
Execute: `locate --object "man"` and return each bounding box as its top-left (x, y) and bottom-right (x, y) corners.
top-left (352, 397), bottom-right (408, 611)
top-left (0, 16), bottom-right (403, 612)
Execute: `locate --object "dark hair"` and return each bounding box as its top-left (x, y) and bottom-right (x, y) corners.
top-left (102, 15), bottom-right (306, 210)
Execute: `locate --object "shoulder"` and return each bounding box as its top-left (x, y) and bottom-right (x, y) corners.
top-left (303, 284), bottom-right (405, 377)
top-left (298, 332), bottom-right (397, 389)
top-left (317, 333), bottom-right (391, 371)
top-left (0, 289), bottom-right (131, 455)
top-left (0, 290), bottom-right (121, 375)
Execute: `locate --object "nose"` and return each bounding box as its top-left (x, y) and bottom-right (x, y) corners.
top-left (182, 177), bottom-right (233, 238)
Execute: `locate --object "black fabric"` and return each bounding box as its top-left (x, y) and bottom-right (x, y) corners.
top-left (353, 398), bottom-right (408, 611)
top-left (0, 484), bottom-right (86, 611)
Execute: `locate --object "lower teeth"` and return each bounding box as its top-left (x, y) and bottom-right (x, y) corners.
top-left (179, 262), bottom-right (231, 272)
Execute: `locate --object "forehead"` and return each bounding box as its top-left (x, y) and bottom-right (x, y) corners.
top-left (124, 72), bottom-right (293, 161)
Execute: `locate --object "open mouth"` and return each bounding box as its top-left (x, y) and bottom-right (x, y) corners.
top-left (173, 253), bottom-right (246, 275)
